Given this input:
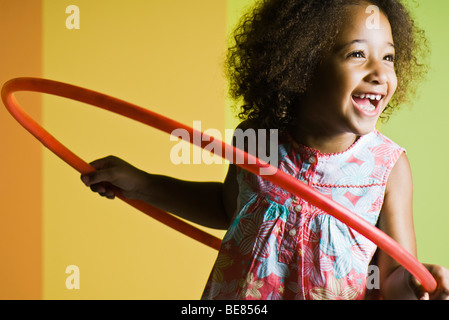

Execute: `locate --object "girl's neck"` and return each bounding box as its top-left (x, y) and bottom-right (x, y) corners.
top-left (288, 124), bottom-right (360, 154)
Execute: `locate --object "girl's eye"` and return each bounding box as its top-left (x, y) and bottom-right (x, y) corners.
top-left (384, 54), bottom-right (395, 62)
top-left (347, 51), bottom-right (365, 59)
top-left (347, 50), bottom-right (395, 63)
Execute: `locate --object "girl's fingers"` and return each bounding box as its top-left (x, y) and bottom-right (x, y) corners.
top-left (81, 156), bottom-right (129, 186)
top-left (90, 182), bottom-right (109, 193)
top-left (427, 265), bottom-right (449, 300)
top-left (420, 292), bottom-right (430, 300)
top-left (409, 274), bottom-right (427, 299)
top-left (411, 264), bottom-right (449, 300)
top-left (90, 182), bottom-right (116, 199)
top-left (82, 168), bottom-right (116, 186)
top-left (80, 156), bottom-right (134, 199)
top-left (101, 190), bottom-right (116, 199)
top-left (81, 174), bottom-right (90, 185)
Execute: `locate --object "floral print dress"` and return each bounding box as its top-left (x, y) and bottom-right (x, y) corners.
top-left (202, 130), bottom-right (405, 300)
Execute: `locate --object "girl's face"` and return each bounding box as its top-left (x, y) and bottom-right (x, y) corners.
top-left (300, 3), bottom-right (397, 137)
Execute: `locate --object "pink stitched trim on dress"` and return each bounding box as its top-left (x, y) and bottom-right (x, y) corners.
top-left (311, 182), bottom-right (386, 188)
top-left (286, 130), bottom-right (379, 157)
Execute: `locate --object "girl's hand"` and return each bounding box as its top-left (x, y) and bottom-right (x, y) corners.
top-left (409, 264), bottom-right (449, 300)
top-left (80, 156), bottom-right (149, 200)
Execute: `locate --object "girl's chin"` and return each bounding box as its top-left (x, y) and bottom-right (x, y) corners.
top-left (351, 118), bottom-right (380, 136)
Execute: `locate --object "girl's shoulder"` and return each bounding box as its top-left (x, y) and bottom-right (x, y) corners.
top-left (231, 120), bottom-right (274, 149)
top-left (232, 120), bottom-right (279, 170)
top-left (366, 130), bottom-right (405, 154)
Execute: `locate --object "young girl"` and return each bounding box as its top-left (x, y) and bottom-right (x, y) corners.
top-left (81, 0), bottom-right (449, 300)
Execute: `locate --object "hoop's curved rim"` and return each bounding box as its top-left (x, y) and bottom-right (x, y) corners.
top-left (1, 77), bottom-right (437, 293)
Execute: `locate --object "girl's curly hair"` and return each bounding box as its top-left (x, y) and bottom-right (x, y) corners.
top-left (227, 0), bottom-right (428, 131)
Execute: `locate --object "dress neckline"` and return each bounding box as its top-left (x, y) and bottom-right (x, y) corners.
top-left (285, 130), bottom-right (375, 158)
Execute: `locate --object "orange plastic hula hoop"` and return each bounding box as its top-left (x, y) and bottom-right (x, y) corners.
top-left (1, 77), bottom-right (437, 293)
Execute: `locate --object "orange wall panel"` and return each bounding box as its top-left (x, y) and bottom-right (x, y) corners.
top-left (0, 0), bottom-right (43, 299)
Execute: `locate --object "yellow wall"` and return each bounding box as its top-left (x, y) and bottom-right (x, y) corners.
top-left (42, 0), bottom-right (226, 299)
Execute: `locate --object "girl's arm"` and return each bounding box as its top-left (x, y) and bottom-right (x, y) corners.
top-left (80, 155), bottom-right (238, 230)
top-left (79, 121), bottom-right (249, 231)
top-left (377, 153), bottom-right (449, 300)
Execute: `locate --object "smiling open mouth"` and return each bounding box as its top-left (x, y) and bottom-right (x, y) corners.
top-left (352, 93), bottom-right (384, 115)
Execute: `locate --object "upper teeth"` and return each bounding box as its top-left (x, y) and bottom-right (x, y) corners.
top-left (355, 94), bottom-right (382, 101)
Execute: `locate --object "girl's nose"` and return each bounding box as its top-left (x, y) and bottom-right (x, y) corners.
top-left (364, 60), bottom-right (388, 85)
